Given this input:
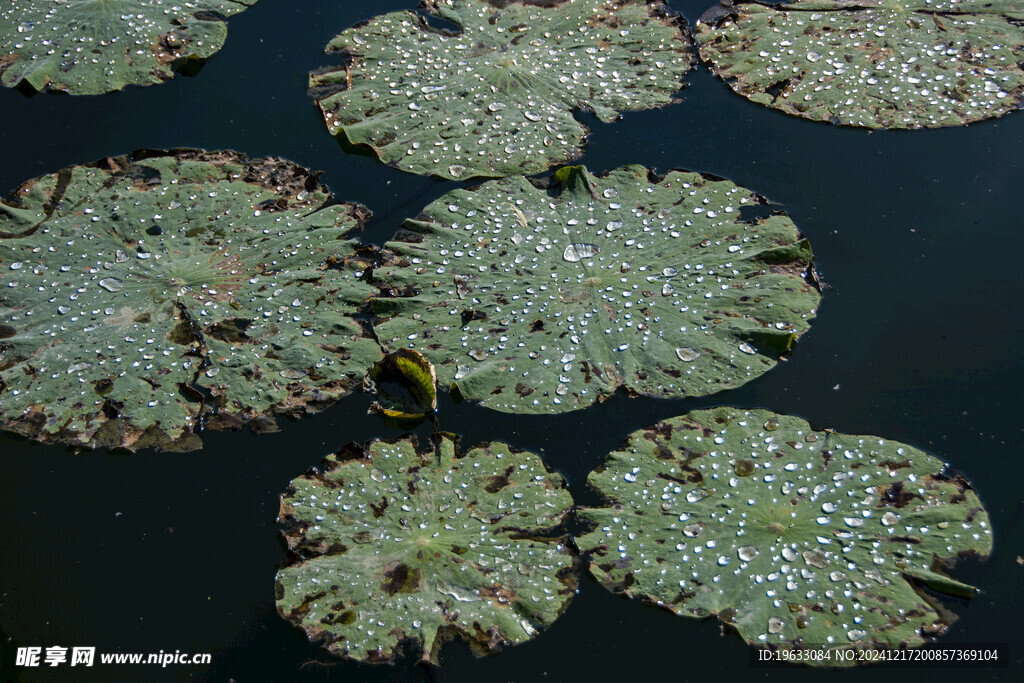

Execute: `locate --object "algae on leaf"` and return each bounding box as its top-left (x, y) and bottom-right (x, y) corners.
top-left (0, 150), bottom-right (380, 451)
top-left (310, 0), bottom-right (694, 180)
top-left (276, 435), bottom-right (577, 664)
top-left (577, 408), bottom-right (992, 662)
top-left (696, 0), bottom-right (1024, 129)
top-left (373, 164), bottom-right (820, 414)
top-left (0, 0), bottom-right (257, 94)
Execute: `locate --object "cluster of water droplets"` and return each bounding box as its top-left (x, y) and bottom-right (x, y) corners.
top-left (276, 438), bottom-right (575, 661)
top-left (377, 167), bottom-right (817, 413)
top-left (0, 0), bottom-right (251, 93)
top-left (316, 0), bottom-right (692, 178)
top-left (0, 154), bottom-right (375, 446)
top-left (699, 1), bottom-right (1023, 128)
top-left (581, 409), bottom-right (991, 651)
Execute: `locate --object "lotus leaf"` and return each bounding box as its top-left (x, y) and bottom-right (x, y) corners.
top-left (275, 435), bottom-right (577, 663)
top-left (0, 149), bottom-right (380, 451)
top-left (364, 348), bottom-right (439, 421)
top-left (696, 0), bottom-right (1024, 129)
top-left (577, 408), bottom-right (993, 661)
top-left (373, 164), bottom-right (820, 414)
top-left (0, 0), bottom-right (257, 95)
top-left (310, 0), bottom-right (694, 180)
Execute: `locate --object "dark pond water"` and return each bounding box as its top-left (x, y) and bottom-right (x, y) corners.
top-left (1, 1), bottom-right (1021, 681)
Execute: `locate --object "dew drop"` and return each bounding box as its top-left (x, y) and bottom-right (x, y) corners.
top-left (685, 488), bottom-right (710, 503)
top-left (803, 550), bottom-right (828, 569)
top-left (683, 522), bottom-right (705, 537)
top-left (738, 546), bottom-right (759, 562)
top-left (675, 347), bottom-right (700, 362)
top-left (98, 277), bottom-right (123, 292)
top-left (562, 243), bottom-right (599, 262)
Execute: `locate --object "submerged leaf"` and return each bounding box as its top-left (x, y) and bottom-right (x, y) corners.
top-left (0, 150), bottom-right (380, 450)
top-left (577, 408), bottom-right (992, 662)
top-left (275, 435), bottom-right (577, 664)
top-left (373, 164), bottom-right (820, 414)
top-left (311, 0), bottom-right (694, 179)
top-left (696, 0), bottom-right (1024, 129)
top-left (365, 348), bottom-right (438, 421)
top-left (0, 0), bottom-right (257, 95)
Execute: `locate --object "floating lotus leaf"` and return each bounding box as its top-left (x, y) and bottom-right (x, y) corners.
top-left (696, 0), bottom-right (1024, 129)
top-left (372, 164), bottom-right (820, 414)
top-left (0, 150), bottom-right (381, 451)
top-left (577, 408), bottom-right (993, 662)
top-left (364, 348), bottom-right (438, 421)
top-left (0, 0), bottom-right (257, 94)
top-left (310, 0), bottom-right (694, 180)
top-left (275, 435), bottom-right (577, 663)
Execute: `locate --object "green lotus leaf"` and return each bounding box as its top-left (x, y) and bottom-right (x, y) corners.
top-left (372, 164), bottom-right (820, 414)
top-left (364, 347), bottom-right (438, 421)
top-left (0, 0), bottom-right (257, 95)
top-left (696, 0), bottom-right (1024, 129)
top-left (275, 435), bottom-right (577, 664)
top-left (0, 149), bottom-right (381, 451)
top-left (310, 0), bottom-right (694, 180)
top-left (577, 408), bottom-right (993, 662)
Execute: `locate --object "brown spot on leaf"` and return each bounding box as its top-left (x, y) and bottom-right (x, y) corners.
top-left (653, 442), bottom-right (674, 460)
top-left (484, 465), bottom-right (514, 493)
top-left (877, 481), bottom-right (924, 509)
top-left (289, 591), bottom-right (326, 618)
top-left (880, 459), bottom-right (912, 470)
top-left (323, 609), bottom-right (357, 625)
top-left (369, 496), bottom-right (388, 518)
top-left (732, 458), bottom-right (755, 476)
top-left (380, 561), bottom-right (423, 596)
top-left (461, 309), bottom-right (487, 326)
top-left (206, 317), bottom-right (253, 344)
